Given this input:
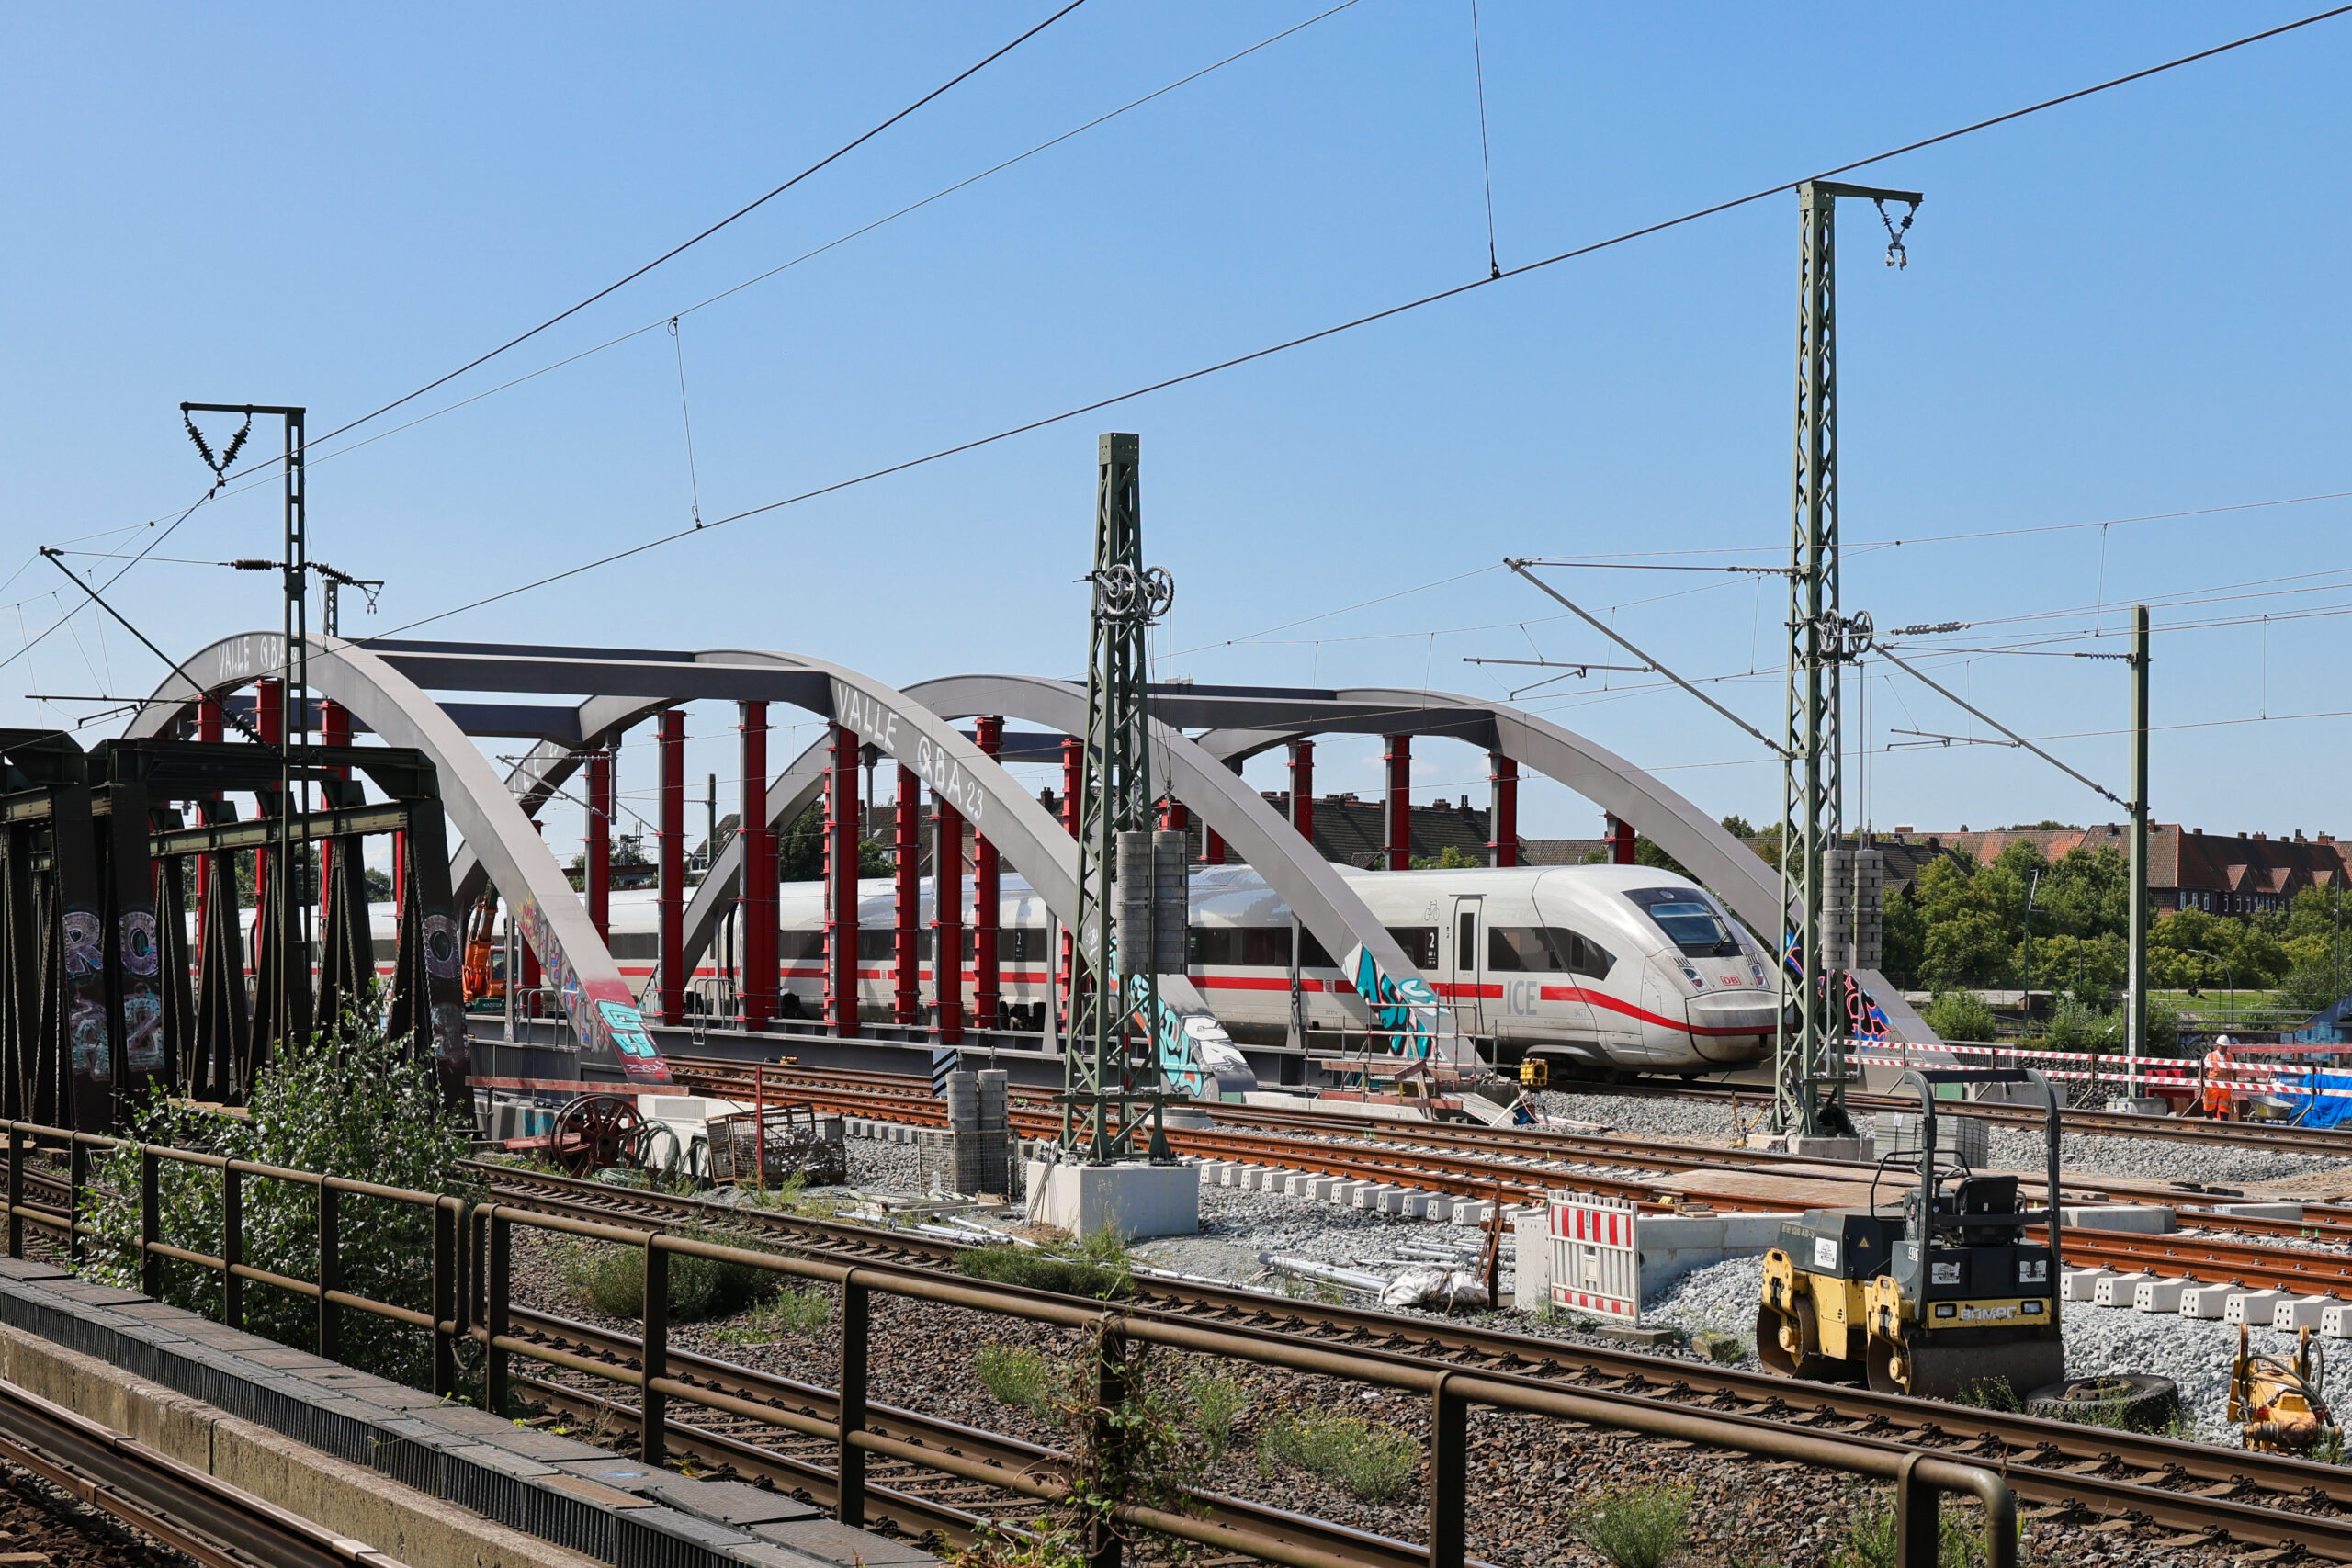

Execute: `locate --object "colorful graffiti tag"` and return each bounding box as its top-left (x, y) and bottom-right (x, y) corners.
top-left (119, 909), bottom-right (164, 1073)
top-left (511, 895), bottom-right (671, 1083)
top-left (62, 908), bottom-right (111, 1082)
top-left (1348, 942), bottom-right (1441, 1059)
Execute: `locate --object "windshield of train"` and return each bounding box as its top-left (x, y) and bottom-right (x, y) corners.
top-left (1625, 886), bottom-right (1740, 957)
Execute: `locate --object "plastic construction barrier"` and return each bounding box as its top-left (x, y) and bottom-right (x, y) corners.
top-left (1548, 1192), bottom-right (1641, 1323)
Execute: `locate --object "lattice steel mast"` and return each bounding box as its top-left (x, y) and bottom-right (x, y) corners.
top-left (1063, 433), bottom-right (1176, 1163)
top-left (1776, 181), bottom-right (1918, 1136)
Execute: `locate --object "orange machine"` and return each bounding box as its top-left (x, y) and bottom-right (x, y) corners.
top-left (461, 898), bottom-right (503, 1006)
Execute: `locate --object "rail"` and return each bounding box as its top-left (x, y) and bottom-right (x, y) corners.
top-left (0, 1120), bottom-right (2012, 1568)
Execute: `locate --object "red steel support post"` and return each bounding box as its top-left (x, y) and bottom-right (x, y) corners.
top-left (892, 766), bottom-right (920, 1026)
top-left (1609, 813), bottom-right (1636, 865)
top-left (973, 716), bottom-right (1002, 1031)
top-left (658, 712), bottom-right (685, 1026)
top-left (934, 794), bottom-right (965, 1044)
top-left (254, 679), bottom-right (282, 928)
top-left (1384, 734), bottom-right (1412, 871)
top-left (826, 725), bottom-right (861, 1037)
top-left (319, 700), bottom-right (351, 934)
top-left (739, 704), bottom-right (776, 1031)
top-left (1488, 752), bottom-right (1519, 869)
top-left (1288, 739), bottom-right (1315, 849)
top-left (585, 744), bottom-right (613, 942)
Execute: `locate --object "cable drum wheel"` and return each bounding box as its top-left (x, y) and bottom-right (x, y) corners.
top-left (548, 1093), bottom-right (644, 1177)
top-left (2027, 1373), bottom-right (2181, 1427)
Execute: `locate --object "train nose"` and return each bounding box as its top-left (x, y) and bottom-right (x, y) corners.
top-left (1685, 991), bottom-right (1776, 1063)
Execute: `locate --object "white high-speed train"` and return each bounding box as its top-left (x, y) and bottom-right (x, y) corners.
top-left (398, 861), bottom-right (1781, 1077)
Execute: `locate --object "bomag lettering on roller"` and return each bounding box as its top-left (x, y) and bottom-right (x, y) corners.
top-left (1757, 1068), bottom-right (2064, 1401)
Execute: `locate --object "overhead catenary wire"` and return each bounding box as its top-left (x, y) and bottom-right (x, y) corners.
top-left (375, 4), bottom-right (2352, 641)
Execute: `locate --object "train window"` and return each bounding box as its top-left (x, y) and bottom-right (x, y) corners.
top-left (780, 928), bottom-right (825, 962)
top-left (1000, 927), bottom-right (1047, 963)
top-left (1553, 929), bottom-right (1615, 980)
top-left (1300, 929), bottom-right (1335, 969)
top-left (854, 930), bottom-right (935, 961)
top-left (1487, 927), bottom-right (1555, 972)
top-left (1624, 887), bottom-right (1739, 957)
top-left (1385, 927), bottom-right (1438, 969)
top-left (1188, 927), bottom-right (1293, 968)
top-left (609, 932), bottom-right (658, 960)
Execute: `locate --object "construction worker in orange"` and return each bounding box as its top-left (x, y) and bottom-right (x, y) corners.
top-left (2203, 1035), bottom-right (2236, 1120)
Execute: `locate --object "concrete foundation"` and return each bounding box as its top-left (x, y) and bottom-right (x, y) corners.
top-left (2060, 1203), bottom-right (2177, 1234)
top-left (1024, 1159), bottom-right (1200, 1239)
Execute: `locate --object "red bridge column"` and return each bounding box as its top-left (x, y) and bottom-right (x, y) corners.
top-left (585, 742), bottom-right (613, 942)
top-left (934, 792), bottom-right (965, 1044)
top-left (254, 679), bottom-right (282, 940)
top-left (826, 724), bottom-right (861, 1037)
top-left (1488, 752), bottom-right (1519, 868)
top-left (892, 764), bottom-right (920, 1026)
top-left (739, 703), bottom-right (776, 1031)
top-left (973, 716), bottom-right (1002, 1032)
top-left (1384, 734), bottom-right (1412, 870)
top-left (1607, 812), bottom-right (1636, 864)
top-left (196, 694), bottom-right (222, 916)
top-left (658, 711), bottom-right (684, 1026)
top-left (1288, 740), bottom-right (1315, 849)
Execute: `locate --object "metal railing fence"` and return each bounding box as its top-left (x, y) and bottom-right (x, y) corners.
top-left (0, 1121), bottom-right (2011, 1568)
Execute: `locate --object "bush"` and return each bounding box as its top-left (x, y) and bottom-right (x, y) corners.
top-left (1570, 1483), bottom-right (1693, 1568)
top-left (1190, 1375), bottom-right (1248, 1460)
top-left (1922, 991), bottom-right (1997, 1043)
top-left (1258, 1409), bottom-right (1419, 1501)
top-left (956, 1234), bottom-right (1133, 1301)
top-left (553, 1225), bottom-right (775, 1323)
top-left (84, 1003), bottom-right (476, 1390)
top-left (975, 1345), bottom-right (1057, 1412)
top-left (2283, 961), bottom-right (2350, 1014)
top-left (1829, 1496), bottom-right (1983, 1568)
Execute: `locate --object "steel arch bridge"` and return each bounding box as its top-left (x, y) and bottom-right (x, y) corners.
top-left (129, 633), bottom-right (1931, 1083)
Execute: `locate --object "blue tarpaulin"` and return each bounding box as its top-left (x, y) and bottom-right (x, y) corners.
top-left (2274, 1069), bottom-right (2352, 1129)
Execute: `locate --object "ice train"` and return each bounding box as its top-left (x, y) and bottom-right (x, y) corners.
top-left (384, 861), bottom-right (1780, 1077)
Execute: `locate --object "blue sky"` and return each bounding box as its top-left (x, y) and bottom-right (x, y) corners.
top-left (5, 3), bottom-right (2347, 864)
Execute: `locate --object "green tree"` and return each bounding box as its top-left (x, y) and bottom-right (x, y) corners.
top-left (775, 800), bottom-right (890, 881)
top-left (1921, 990), bottom-right (1997, 1042)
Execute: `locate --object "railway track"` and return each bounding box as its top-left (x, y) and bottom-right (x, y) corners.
top-left (0, 1368), bottom-right (400, 1568)
top-left (475, 1162), bottom-right (2352, 1560)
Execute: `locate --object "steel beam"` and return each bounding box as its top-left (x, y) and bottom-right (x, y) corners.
top-left (739, 704), bottom-right (775, 1031)
top-left (893, 765), bottom-right (920, 1027)
top-left (1488, 752), bottom-right (1517, 868)
top-left (1384, 735), bottom-right (1411, 870)
top-left (935, 793), bottom-right (964, 1045)
top-left (826, 725), bottom-right (859, 1038)
top-left (585, 745), bottom-right (612, 942)
top-left (1288, 740), bottom-right (1314, 849)
top-left (658, 711), bottom-right (684, 1028)
top-left (973, 716), bottom-right (1002, 1031)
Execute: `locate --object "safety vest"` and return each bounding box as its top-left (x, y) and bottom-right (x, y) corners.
top-left (2204, 1048), bottom-right (2233, 1118)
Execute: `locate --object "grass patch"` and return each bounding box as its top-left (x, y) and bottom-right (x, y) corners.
top-left (1190, 1375), bottom-right (1248, 1460)
top-left (1569, 1483), bottom-right (1693, 1568)
top-left (1828, 1497), bottom-right (1984, 1568)
top-left (554, 1225), bottom-right (775, 1323)
top-left (1258, 1409), bottom-right (1419, 1501)
top-left (1695, 1331), bottom-right (1745, 1364)
top-left (976, 1346), bottom-right (1058, 1413)
top-left (956, 1233), bottom-right (1134, 1301)
top-left (713, 1287), bottom-right (830, 1343)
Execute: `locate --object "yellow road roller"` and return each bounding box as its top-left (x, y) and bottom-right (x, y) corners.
top-left (1758, 1067), bottom-right (2064, 1401)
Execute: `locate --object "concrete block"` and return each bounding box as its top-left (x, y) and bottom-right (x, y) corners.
top-left (2060, 1204), bottom-right (2176, 1235)
top-left (1285, 1173), bottom-right (1320, 1197)
top-left (1378, 1190), bottom-right (1430, 1218)
top-left (2323, 1303), bottom-right (2352, 1338)
top-left (2093, 1271), bottom-right (2160, 1308)
top-left (1024, 1159), bottom-right (1199, 1240)
top-left (1451, 1200), bottom-right (1495, 1227)
top-left (2178, 1283), bottom-right (2236, 1319)
top-left (1351, 1184), bottom-right (1393, 1211)
top-left (2225, 1289), bottom-right (2290, 1325)
top-left (2207, 1201), bottom-right (2306, 1222)
top-left (1195, 1162), bottom-right (1228, 1186)
top-left (1328, 1181), bottom-right (1369, 1205)
top-left (2133, 1277), bottom-right (2192, 1313)
top-left (1306, 1177), bottom-right (1341, 1201)
top-left (2276, 1295), bottom-right (2335, 1331)
top-left (2061, 1269), bottom-right (2120, 1303)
